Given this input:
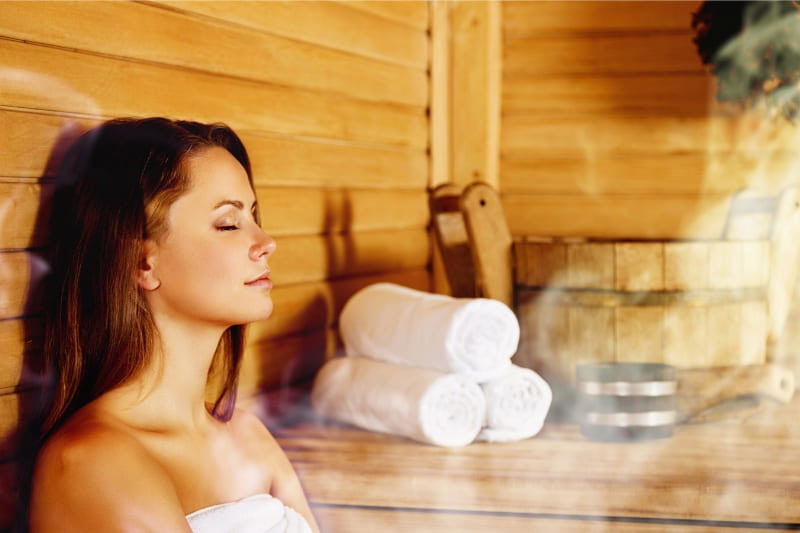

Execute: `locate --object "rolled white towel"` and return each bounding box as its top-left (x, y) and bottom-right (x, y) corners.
top-left (339, 283), bottom-right (519, 382)
top-left (311, 357), bottom-right (486, 447)
top-left (477, 365), bottom-right (552, 443)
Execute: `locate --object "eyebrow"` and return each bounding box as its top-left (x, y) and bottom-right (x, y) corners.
top-left (213, 199), bottom-right (258, 213)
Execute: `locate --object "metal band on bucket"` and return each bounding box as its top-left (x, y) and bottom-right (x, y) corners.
top-left (578, 380), bottom-right (677, 397)
top-left (583, 410), bottom-right (677, 428)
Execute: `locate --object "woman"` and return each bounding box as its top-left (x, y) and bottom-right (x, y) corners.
top-left (27, 118), bottom-right (320, 532)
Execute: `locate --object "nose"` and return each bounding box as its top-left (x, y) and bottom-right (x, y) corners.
top-left (250, 229), bottom-right (276, 261)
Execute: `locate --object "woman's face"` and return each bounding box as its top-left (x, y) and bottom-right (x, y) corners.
top-left (144, 146), bottom-right (275, 327)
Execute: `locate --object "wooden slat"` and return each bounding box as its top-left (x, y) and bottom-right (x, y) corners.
top-left (0, 1), bottom-right (426, 107)
top-left (0, 390), bottom-right (39, 461)
top-left (270, 229), bottom-right (430, 286)
top-left (502, 194), bottom-right (731, 240)
top-left (501, 114), bottom-right (797, 157)
top-left (504, 33), bottom-right (701, 76)
top-left (239, 327), bottom-right (338, 396)
top-left (0, 182), bottom-right (50, 249)
top-left (503, 1), bottom-right (700, 36)
top-left (0, 460), bottom-right (21, 532)
top-left (451, 1), bottom-right (502, 187)
top-left (0, 110), bottom-right (95, 180)
top-left (0, 319), bottom-right (42, 392)
top-left (248, 269), bottom-right (429, 344)
top-left (310, 505), bottom-right (781, 532)
top-left (277, 400), bottom-right (800, 524)
top-left (0, 109), bottom-right (428, 186)
top-left (344, 1), bottom-right (429, 31)
top-left (0, 182), bottom-right (428, 254)
top-left (0, 251), bottom-right (46, 319)
top-left (429, 0), bottom-right (450, 188)
top-left (501, 152), bottom-right (800, 195)
top-left (257, 188), bottom-right (428, 237)
top-left (0, 39), bottom-right (427, 149)
top-left (503, 73), bottom-right (712, 116)
top-left (157, 1), bottom-right (428, 69)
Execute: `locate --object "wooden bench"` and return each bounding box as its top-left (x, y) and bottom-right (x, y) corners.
top-left (255, 387), bottom-right (800, 532)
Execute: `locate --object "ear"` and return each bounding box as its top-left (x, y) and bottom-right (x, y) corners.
top-left (136, 239), bottom-right (161, 291)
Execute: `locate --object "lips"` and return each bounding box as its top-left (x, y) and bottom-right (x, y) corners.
top-left (245, 270), bottom-right (272, 288)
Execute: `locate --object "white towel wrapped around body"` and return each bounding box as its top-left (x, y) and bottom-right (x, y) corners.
top-left (477, 364), bottom-right (552, 443)
top-left (311, 357), bottom-right (486, 447)
top-left (339, 283), bottom-right (519, 382)
top-left (186, 493), bottom-right (312, 533)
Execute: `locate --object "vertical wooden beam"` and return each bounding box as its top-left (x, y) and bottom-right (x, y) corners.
top-left (450, 0), bottom-right (501, 189)
top-left (429, 0), bottom-right (450, 189)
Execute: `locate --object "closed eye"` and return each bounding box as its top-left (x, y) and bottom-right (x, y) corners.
top-left (217, 225), bottom-right (239, 231)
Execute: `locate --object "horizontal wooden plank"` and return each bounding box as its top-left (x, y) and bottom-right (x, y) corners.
top-left (0, 460), bottom-right (21, 531)
top-left (0, 182), bottom-right (50, 249)
top-left (502, 194), bottom-right (732, 240)
top-left (0, 39), bottom-right (427, 149)
top-left (257, 188), bottom-right (429, 237)
top-left (501, 114), bottom-right (800, 157)
top-left (503, 1), bottom-right (699, 36)
top-left (0, 181), bottom-right (428, 250)
top-left (157, 1), bottom-right (427, 69)
top-left (0, 251), bottom-right (47, 319)
top-left (503, 73), bottom-right (713, 116)
top-left (248, 268), bottom-right (429, 343)
top-left (0, 390), bottom-right (39, 461)
top-left (239, 327), bottom-right (338, 396)
top-left (0, 109), bottom-right (427, 186)
top-left (276, 400), bottom-right (800, 523)
top-left (310, 505), bottom-right (782, 533)
top-left (344, 1), bottom-right (428, 31)
top-left (500, 152), bottom-right (800, 195)
top-left (270, 229), bottom-right (430, 286)
top-left (0, 319), bottom-right (42, 392)
top-left (504, 33), bottom-right (702, 76)
top-left (0, 1), bottom-right (426, 107)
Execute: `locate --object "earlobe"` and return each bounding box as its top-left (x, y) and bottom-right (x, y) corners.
top-left (136, 240), bottom-right (161, 291)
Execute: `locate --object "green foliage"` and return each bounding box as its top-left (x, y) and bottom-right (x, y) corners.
top-left (693, 1), bottom-right (800, 122)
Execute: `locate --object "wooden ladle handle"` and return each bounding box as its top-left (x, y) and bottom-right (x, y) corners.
top-left (677, 364), bottom-right (795, 421)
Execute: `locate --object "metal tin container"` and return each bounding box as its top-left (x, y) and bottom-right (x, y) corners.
top-left (577, 363), bottom-right (677, 441)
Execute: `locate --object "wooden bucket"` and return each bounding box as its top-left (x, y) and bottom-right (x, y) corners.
top-left (513, 187), bottom-right (800, 382)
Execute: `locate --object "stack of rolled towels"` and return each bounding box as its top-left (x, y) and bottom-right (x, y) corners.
top-left (311, 283), bottom-right (552, 447)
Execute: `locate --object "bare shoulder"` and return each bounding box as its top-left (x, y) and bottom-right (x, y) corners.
top-left (30, 417), bottom-right (191, 532)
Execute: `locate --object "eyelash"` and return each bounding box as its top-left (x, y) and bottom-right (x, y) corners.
top-left (217, 225), bottom-right (239, 231)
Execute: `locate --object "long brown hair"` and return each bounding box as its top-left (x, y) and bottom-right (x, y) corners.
top-left (40, 117), bottom-right (256, 437)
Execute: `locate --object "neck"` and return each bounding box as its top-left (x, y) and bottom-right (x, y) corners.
top-left (99, 315), bottom-right (229, 435)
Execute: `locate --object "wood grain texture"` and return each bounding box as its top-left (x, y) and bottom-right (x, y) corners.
top-left (503, 194), bottom-right (731, 240)
top-left (344, 1), bottom-right (428, 31)
top-left (0, 1), bottom-right (426, 107)
top-left (503, 73), bottom-right (712, 116)
top-left (311, 504), bottom-right (782, 533)
top-left (503, 1), bottom-right (699, 36)
top-left (0, 39), bottom-right (427, 149)
top-left (270, 229), bottom-right (430, 286)
top-left (450, 1), bottom-right (501, 188)
top-left (273, 397), bottom-right (800, 524)
top-left (500, 152), bottom-right (800, 196)
top-left (157, 1), bottom-right (428, 69)
top-left (0, 109), bottom-right (427, 187)
top-left (0, 319), bottom-right (42, 392)
top-left (504, 33), bottom-right (701, 77)
top-left (429, 0), bottom-right (450, 188)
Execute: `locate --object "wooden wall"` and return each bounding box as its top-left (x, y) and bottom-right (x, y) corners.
top-left (500, 1), bottom-right (800, 240)
top-left (0, 1), bottom-right (431, 528)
